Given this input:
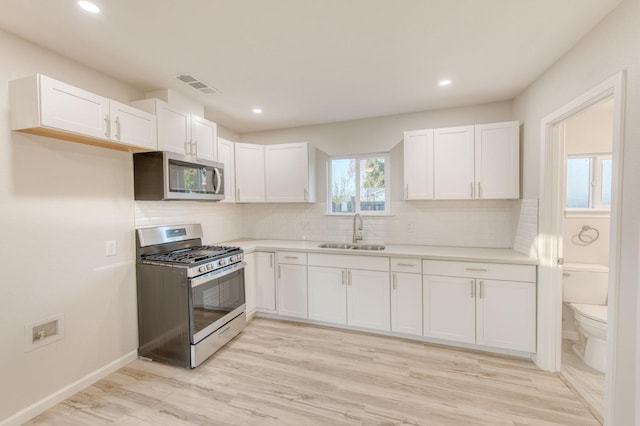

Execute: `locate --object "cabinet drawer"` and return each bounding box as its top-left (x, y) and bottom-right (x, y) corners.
top-left (307, 253), bottom-right (389, 272)
top-left (277, 251), bottom-right (307, 265)
top-left (422, 259), bottom-right (536, 282)
top-left (390, 257), bottom-right (421, 274)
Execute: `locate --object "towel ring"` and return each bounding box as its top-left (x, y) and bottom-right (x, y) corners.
top-left (578, 225), bottom-right (600, 244)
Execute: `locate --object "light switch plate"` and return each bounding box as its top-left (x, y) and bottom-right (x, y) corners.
top-left (105, 240), bottom-right (117, 256)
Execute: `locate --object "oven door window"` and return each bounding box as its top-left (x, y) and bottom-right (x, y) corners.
top-left (190, 268), bottom-right (245, 342)
top-left (168, 159), bottom-right (216, 194)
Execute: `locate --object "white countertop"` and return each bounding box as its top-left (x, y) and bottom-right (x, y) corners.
top-left (220, 239), bottom-right (538, 265)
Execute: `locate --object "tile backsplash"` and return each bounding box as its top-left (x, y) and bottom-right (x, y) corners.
top-left (135, 198), bottom-right (539, 254)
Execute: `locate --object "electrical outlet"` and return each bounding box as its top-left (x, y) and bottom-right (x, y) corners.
top-left (105, 240), bottom-right (117, 256)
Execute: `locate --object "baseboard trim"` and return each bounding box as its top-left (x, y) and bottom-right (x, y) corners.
top-left (1, 350), bottom-right (138, 426)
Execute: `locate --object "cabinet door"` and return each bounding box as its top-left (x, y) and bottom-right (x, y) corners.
top-left (277, 263), bottom-right (308, 319)
top-left (423, 275), bottom-right (475, 343)
top-left (109, 100), bottom-right (157, 150)
top-left (474, 121), bottom-right (519, 199)
top-left (347, 269), bottom-right (390, 331)
top-left (191, 115), bottom-right (217, 161)
top-left (403, 130), bottom-right (434, 200)
top-left (476, 279), bottom-right (536, 352)
top-left (40, 75), bottom-right (110, 139)
top-left (243, 253), bottom-right (257, 317)
top-left (433, 126), bottom-right (475, 199)
top-left (235, 143), bottom-right (265, 202)
top-left (308, 266), bottom-right (347, 325)
top-left (265, 142), bottom-right (309, 202)
top-left (156, 102), bottom-right (190, 155)
top-left (254, 252), bottom-right (276, 313)
top-left (216, 138), bottom-right (236, 203)
top-left (391, 272), bottom-right (423, 336)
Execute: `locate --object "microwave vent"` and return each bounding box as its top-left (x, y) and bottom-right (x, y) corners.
top-left (175, 73), bottom-right (220, 95)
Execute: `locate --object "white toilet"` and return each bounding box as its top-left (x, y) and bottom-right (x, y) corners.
top-left (562, 263), bottom-right (609, 373)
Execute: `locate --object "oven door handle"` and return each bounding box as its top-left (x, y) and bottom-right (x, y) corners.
top-left (190, 261), bottom-right (246, 288)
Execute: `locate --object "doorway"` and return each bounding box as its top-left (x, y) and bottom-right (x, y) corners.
top-left (536, 72), bottom-right (625, 424)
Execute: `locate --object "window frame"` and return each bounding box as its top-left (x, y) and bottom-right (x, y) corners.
top-left (565, 153), bottom-right (612, 214)
top-left (327, 153), bottom-right (391, 216)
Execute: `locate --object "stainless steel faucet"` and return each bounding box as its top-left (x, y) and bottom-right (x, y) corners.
top-left (352, 213), bottom-right (363, 243)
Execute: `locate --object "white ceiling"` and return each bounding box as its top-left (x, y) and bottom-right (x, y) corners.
top-left (0, 0), bottom-right (622, 133)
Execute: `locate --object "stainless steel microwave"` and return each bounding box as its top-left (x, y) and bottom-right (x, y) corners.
top-left (133, 151), bottom-right (224, 201)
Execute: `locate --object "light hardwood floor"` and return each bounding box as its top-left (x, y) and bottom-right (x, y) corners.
top-left (27, 318), bottom-right (599, 425)
top-left (561, 339), bottom-right (605, 423)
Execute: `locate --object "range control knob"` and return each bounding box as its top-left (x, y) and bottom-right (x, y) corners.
top-left (198, 266), bottom-right (207, 273)
top-left (206, 264), bottom-right (213, 270)
top-left (230, 256), bottom-right (238, 262)
top-left (218, 259), bottom-right (227, 266)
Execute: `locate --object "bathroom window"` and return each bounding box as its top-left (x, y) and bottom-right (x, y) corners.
top-left (566, 154), bottom-right (612, 211)
top-left (328, 154), bottom-right (390, 215)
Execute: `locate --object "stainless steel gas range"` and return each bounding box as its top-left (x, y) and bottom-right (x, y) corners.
top-left (135, 224), bottom-right (246, 368)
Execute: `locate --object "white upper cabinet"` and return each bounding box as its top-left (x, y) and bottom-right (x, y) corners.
top-left (404, 121), bottom-right (520, 200)
top-left (474, 121), bottom-right (520, 199)
top-left (235, 143), bottom-right (266, 202)
top-left (9, 74), bottom-right (157, 152)
top-left (265, 142), bottom-right (316, 202)
top-left (133, 98), bottom-right (216, 159)
top-left (216, 137), bottom-right (236, 203)
top-left (190, 115), bottom-right (217, 161)
top-left (109, 100), bottom-right (157, 151)
top-left (403, 129), bottom-right (434, 200)
top-left (433, 126), bottom-right (475, 199)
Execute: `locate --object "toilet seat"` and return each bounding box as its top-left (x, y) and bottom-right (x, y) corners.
top-left (571, 304), bottom-right (607, 323)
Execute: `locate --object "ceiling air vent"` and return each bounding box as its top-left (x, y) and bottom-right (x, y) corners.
top-left (175, 73), bottom-right (220, 95)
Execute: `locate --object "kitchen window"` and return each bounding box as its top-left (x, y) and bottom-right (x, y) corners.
top-left (328, 154), bottom-right (390, 215)
top-left (565, 154), bottom-right (611, 213)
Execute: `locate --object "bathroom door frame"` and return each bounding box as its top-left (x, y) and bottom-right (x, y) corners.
top-left (536, 72), bottom-right (625, 418)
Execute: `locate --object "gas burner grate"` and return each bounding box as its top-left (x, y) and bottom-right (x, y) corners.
top-left (141, 245), bottom-right (241, 265)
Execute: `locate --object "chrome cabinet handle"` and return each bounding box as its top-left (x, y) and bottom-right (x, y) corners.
top-left (283, 256), bottom-right (298, 259)
top-left (304, 188), bottom-right (308, 201)
top-left (237, 188), bottom-right (240, 201)
top-left (278, 265), bottom-right (281, 279)
top-left (193, 140), bottom-right (198, 157)
top-left (104, 114), bottom-right (110, 138)
top-left (478, 182), bottom-right (482, 198)
top-left (393, 273), bottom-right (397, 290)
top-left (470, 182), bottom-right (474, 198)
top-left (405, 184), bottom-right (409, 199)
top-left (270, 253), bottom-right (273, 267)
top-left (348, 270), bottom-right (352, 286)
top-left (470, 280), bottom-right (475, 298)
top-left (115, 116), bottom-right (121, 140)
top-left (466, 268), bottom-right (487, 272)
top-left (479, 281), bottom-right (484, 299)
top-left (397, 263), bottom-right (416, 267)
top-left (341, 270), bottom-right (346, 285)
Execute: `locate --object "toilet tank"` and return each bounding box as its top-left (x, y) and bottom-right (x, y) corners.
top-left (562, 263), bottom-right (609, 304)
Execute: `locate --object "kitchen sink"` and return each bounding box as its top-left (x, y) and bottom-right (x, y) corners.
top-left (318, 242), bottom-right (353, 249)
top-left (351, 244), bottom-right (386, 251)
top-left (318, 242), bottom-right (386, 251)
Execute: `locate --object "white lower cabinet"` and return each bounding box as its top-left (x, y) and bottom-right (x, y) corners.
top-left (308, 266), bottom-right (347, 324)
top-left (347, 269), bottom-right (390, 331)
top-left (254, 252), bottom-right (276, 313)
top-left (423, 275), bottom-right (476, 344)
top-left (243, 252), bottom-right (257, 317)
top-left (307, 254), bottom-right (390, 332)
top-left (391, 272), bottom-right (423, 336)
top-left (276, 252), bottom-right (308, 319)
top-left (423, 259), bottom-right (537, 352)
top-left (476, 279), bottom-right (536, 352)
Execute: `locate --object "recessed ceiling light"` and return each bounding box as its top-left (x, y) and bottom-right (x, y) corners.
top-left (439, 79), bottom-right (452, 87)
top-left (78, 1), bottom-right (100, 14)
top-left (252, 108), bottom-right (263, 114)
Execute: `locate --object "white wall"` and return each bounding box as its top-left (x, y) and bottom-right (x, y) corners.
top-left (0, 29), bottom-right (244, 424)
top-left (512, 0), bottom-right (640, 422)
